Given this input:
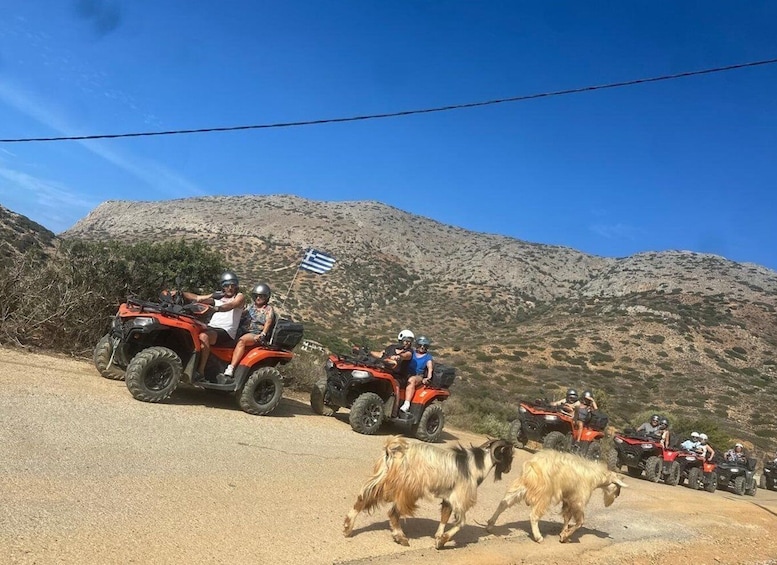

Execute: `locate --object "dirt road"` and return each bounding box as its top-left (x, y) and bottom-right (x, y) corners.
top-left (2, 347), bottom-right (777, 565)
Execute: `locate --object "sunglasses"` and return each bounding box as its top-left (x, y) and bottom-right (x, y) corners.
top-left (417, 344), bottom-right (428, 349)
top-left (222, 282), bottom-right (237, 288)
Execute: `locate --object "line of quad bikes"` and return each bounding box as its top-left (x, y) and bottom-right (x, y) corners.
top-left (91, 289), bottom-right (777, 495)
top-left (508, 398), bottom-right (776, 496)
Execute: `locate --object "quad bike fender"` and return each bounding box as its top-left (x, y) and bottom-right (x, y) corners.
top-left (410, 384), bottom-right (450, 405)
top-left (703, 461), bottom-right (716, 473)
top-left (577, 428), bottom-right (605, 443)
top-left (663, 450), bottom-right (680, 462)
top-left (238, 347), bottom-right (293, 367)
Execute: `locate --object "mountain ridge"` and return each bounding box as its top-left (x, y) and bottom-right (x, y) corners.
top-left (8, 195), bottom-right (777, 444)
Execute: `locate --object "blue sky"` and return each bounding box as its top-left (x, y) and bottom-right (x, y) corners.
top-left (1, 1), bottom-right (775, 270)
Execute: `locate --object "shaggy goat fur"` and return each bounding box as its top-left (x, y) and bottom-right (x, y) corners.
top-left (486, 449), bottom-right (626, 543)
top-left (343, 435), bottom-right (514, 549)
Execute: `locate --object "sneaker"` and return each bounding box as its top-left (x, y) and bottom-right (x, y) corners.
top-left (224, 365), bottom-right (234, 377)
top-left (216, 373), bottom-right (234, 385)
top-left (400, 402), bottom-right (411, 412)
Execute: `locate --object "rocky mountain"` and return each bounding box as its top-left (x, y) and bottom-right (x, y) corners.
top-left (43, 195), bottom-right (777, 442)
top-left (0, 204), bottom-right (56, 261)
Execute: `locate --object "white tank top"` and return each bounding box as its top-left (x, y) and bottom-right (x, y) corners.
top-left (208, 299), bottom-right (243, 339)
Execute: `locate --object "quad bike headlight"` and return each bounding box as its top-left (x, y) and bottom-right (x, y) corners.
top-left (641, 444), bottom-right (654, 449)
top-left (614, 437), bottom-right (623, 444)
top-left (544, 415), bottom-right (558, 421)
top-left (519, 406), bottom-right (527, 413)
top-left (685, 456), bottom-right (697, 461)
top-left (131, 317), bottom-right (156, 327)
top-left (351, 370), bottom-right (372, 380)
top-left (730, 468), bottom-right (739, 474)
top-left (325, 359), bottom-right (334, 370)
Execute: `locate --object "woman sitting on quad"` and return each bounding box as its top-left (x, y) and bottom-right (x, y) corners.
top-left (370, 329), bottom-right (414, 380)
top-left (572, 390), bottom-right (598, 443)
top-left (400, 335), bottom-right (434, 413)
top-left (183, 271), bottom-right (245, 381)
top-left (218, 283), bottom-right (275, 384)
top-left (696, 433), bottom-right (715, 461)
top-left (657, 417), bottom-right (671, 448)
top-left (724, 443), bottom-right (748, 464)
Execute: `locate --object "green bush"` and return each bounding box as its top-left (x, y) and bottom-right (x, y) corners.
top-left (0, 240), bottom-right (224, 354)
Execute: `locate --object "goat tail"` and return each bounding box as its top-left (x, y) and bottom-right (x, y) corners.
top-left (355, 436), bottom-right (409, 514)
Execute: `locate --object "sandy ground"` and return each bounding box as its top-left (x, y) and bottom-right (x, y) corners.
top-left (2, 346), bottom-right (777, 565)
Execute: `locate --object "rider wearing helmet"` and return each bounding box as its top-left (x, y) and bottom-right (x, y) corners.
top-left (551, 388), bottom-right (579, 417)
top-left (657, 417), bottom-right (671, 448)
top-left (183, 271), bottom-right (246, 381)
top-left (219, 282), bottom-right (276, 383)
top-left (696, 433), bottom-right (715, 461)
top-left (724, 442), bottom-right (747, 464)
top-left (681, 431), bottom-right (701, 451)
top-left (572, 390), bottom-right (599, 443)
top-left (400, 335), bottom-right (434, 412)
top-left (371, 329), bottom-right (414, 379)
top-left (637, 414), bottom-right (662, 438)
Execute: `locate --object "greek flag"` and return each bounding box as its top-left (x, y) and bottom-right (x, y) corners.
top-left (300, 249), bottom-right (336, 274)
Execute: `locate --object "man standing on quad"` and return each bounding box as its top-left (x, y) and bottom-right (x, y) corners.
top-left (219, 283), bottom-right (275, 384)
top-left (400, 335), bottom-right (434, 413)
top-left (183, 272), bottom-right (246, 381)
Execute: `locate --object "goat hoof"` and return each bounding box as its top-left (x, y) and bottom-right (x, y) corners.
top-left (534, 536), bottom-right (544, 544)
top-left (393, 535), bottom-right (409, 547)
top-left (435, 534), bottom-right (449, 549)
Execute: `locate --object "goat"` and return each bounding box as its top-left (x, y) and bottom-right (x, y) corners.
top-left (485, 449), bottom-right (626, 543)
top-left (343, 435), bottom-right (514, 549)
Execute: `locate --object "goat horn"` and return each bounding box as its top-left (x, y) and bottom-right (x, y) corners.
top-left (614, 479), bottom-right (628, 487)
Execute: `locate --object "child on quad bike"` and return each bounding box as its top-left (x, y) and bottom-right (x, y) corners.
top-left (182, 271), bottom-right (245, 381)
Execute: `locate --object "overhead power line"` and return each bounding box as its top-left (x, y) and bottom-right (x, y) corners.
top-left (2, 57), bottom-right (776, 144)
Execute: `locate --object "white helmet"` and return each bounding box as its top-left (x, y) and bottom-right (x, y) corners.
top-left (397, 329), bottom-right (415, 342)
top-left (735, 443), bottom-right (743, 449)
top-left (699, 433), bottom-right (708, 441)
top-left (690, 432), bottom-right (700, 439)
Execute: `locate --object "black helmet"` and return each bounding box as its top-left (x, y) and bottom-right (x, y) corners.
top-left (251, 282), bottom-right (271, 300)
top-left (220, 271), bottom-right (239, 288)
top-left (566, 388), bottom-right (578, 401)
top-left (416, 336), bottom-right (431, 347)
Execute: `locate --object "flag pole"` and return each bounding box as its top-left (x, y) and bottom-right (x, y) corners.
top-left (279, 265), bottom-right (301, 310)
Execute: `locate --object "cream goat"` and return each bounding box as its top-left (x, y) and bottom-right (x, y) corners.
top-left (344, 435), bottom-right (514, 549)
top-left (486, 449), bottom-right (626, 543)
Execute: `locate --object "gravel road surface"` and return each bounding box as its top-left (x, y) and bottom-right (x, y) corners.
top-left (2, 347), bottom-right (777, 565)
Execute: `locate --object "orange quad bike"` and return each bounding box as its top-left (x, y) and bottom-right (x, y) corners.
top-left (310, 349), bottom-right (455, 443)
top-left (93, 291), bottom-right (303, 415)
top-left (679, 450), bottom-right (718, 492)
top-left (508, 399), bottom-right (616, 469)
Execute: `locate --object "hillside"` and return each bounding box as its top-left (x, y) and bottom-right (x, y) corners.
top-left (45, 195), bottom-right (777, 442)
top-left (0, 204), bottom-right (56, 261)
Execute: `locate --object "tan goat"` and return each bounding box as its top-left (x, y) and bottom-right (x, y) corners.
top-left (486, 449), bottom-right (626, 543)
top-left (344, 435), bottom-right (514, 549)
